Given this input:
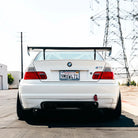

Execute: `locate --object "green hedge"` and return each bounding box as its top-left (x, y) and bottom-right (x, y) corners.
top-left (8, 74), bottom-right (14, 85)
top-left (130, 80), bottom-right (136, 86)
top-left (121, 80), bottom-right (137, 86)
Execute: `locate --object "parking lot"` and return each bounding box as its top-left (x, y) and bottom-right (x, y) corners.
top-left (0, 87), bottom-right (138, 138)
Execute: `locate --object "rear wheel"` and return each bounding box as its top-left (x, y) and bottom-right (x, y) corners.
top-left (16, 93), bottom-right (32, 120)
top-left (106, 93), bottom-right (121, 119)
top-left (113, 93), bottom-right (121, 119)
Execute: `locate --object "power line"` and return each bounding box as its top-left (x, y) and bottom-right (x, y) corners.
top-left (90, 0), bottom-right (138, 82)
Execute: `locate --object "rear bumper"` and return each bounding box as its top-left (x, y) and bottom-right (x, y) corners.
top-left (41, 101), bottom-right (99, 110)
top-left (19, 80), bottom-right (119, 110)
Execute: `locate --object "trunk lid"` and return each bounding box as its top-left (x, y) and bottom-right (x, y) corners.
top-left (33, 60), bottom-right (105, 81)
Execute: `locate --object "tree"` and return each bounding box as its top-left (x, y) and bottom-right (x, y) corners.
top-left (8, 74), bottom-right (14, 85)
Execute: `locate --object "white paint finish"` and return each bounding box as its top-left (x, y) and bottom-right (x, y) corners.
top-left (33, 60), bottom-right (106, 81)
top-left (19, 54), bottom-right (119, 110)
top-left (0, 76), bottom-right (2, 89)
top-left (19, 80), bottom-right (119, 109)
top-left (0, 63), bottom-right (8, 90)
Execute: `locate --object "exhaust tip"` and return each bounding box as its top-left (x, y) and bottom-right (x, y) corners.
top-left (41, 102), bottom-right (46, 110)
top-left (33, 108), bottom-right (38, 112)
top-left (94, 102), bottom-right (98, 108)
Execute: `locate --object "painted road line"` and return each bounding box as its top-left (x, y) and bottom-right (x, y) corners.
top-left (122, 100), bottom-right (138, 116)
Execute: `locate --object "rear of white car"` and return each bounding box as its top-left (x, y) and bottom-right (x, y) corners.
top-left (17, 47), bottom-right (121, 120)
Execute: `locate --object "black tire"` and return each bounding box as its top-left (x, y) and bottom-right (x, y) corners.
top-left (113, 93), bottom-right (121, 119)
top-left (107, 93), bottom-right (121, 119)
top-left (16, 94), bottom-right (25, 120)
top-left (16, 93), bottom-right (32, 120)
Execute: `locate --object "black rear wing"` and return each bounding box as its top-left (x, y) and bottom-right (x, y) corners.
top-left (27, 46), bottom-right (112, 60)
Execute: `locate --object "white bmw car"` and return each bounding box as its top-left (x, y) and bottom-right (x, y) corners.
top-left (17, 47), bottom-right (121, 120)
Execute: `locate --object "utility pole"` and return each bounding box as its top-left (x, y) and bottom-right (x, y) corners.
top-left (103, 0), bottom-right (109, 59)
top-left (129, 1), bottom-right (138, 72)
top-left (117, 0), bottom-right (131, 84)
top-left (21, 32), bottom-right (23, 79)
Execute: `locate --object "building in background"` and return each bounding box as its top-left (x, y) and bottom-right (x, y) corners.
top-left (8, 71), bottom-right (21, 89)
top-left (0, 63), bottom-right (8, 90)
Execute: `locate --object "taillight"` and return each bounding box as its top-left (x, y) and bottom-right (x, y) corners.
top-left (24, 72), bottom-right (47, 80)
top-left (92, 72), bottom-right (114, 79)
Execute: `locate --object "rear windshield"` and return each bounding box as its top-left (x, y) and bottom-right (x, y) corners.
top-left (35, 51), bottom-right (103, 61)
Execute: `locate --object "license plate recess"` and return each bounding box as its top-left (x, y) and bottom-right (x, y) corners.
top-left (59, 70), bottom-right (80, 80)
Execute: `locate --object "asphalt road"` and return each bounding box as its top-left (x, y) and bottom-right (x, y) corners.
top-left (0, 89), bottom-right (138, 138)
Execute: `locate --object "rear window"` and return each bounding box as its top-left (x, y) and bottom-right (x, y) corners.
top-left (35, 51), bottom-right (103, 61)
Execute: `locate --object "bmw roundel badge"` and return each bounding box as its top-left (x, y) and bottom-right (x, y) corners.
top-left (67, 62), bottom-right (72, 67)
